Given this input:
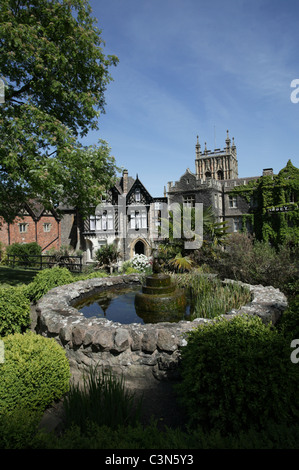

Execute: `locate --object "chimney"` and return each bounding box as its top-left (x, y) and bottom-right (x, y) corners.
top-left (123, 169), bottom-right (128, 193)
top-left (262, 168), bottom-right (273, 177)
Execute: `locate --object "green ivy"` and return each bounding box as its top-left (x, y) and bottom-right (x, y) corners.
top-left (231, 160), bottom-right (299, 246)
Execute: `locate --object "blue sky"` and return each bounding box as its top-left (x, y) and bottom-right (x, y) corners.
top-left (83, 0), bottom-right (299, 197)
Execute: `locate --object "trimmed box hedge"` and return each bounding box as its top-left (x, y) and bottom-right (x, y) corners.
top-left (0, 331), bottom-right (70, 415)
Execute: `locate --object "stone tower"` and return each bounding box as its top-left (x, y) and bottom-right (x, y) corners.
top-left (195, 130), bottom-right (238, 181)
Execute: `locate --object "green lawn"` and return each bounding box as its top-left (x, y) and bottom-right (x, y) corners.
top-left (0, 266), bottom-right (38, 287)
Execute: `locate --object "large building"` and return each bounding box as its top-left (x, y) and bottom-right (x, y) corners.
top-left (166, 130), bottom-right (261, 234)
top-left (60, 170), bottom-right (167, 263)
top-left (3, 130), bottom-right (292, 263)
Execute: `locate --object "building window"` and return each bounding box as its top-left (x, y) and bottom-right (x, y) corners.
top-left (233, 218), bottom-right (242, 232)
top-left (107, 212), bottom-right (113, 231)
top-left (290, 191), bottom-right (297, 203)
top-left (129, 209), bottom-right (147, 230)
top-left (217, 170), bottom-right (224, 180)
top-left (43, 223), bottom-right (51, 232)
top-left (183, 195), bottom-right (195, 207)
top-left (90, 210), bottom-right (114, 232)
top-left (135, 188), bottom-right (141, 202)
top-left (19, 223), bottom-right (28, 233)
top-left (90, 215), bottom-right (96, 231)
top-left (229, 195), bottom-right (237, 208)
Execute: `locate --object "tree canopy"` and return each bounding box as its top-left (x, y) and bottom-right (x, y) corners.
top-left (0, 0), bottom-right (119, 222)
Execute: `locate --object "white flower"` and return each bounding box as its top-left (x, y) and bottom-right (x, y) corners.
top-left (131, 254), bottom-right (152, 271)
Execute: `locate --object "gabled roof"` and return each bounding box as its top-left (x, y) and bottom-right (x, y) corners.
top-left (114, 175), bottom-right (135, 194)
top-left (25, 200), bottom-right (60, 220)
top-left (126, 175), bottom-right (154, 203)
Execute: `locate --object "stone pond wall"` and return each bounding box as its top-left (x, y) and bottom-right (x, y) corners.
top-left (34, 273), bottom-right (288, 397)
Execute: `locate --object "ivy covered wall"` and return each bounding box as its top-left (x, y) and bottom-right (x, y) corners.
top-left (231, 160), bottom-right (299, 246)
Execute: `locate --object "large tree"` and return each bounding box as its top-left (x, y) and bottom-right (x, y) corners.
top-left (0, 0), bottom-right (119, 222)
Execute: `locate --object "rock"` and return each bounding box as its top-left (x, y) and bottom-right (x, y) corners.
top-left (141, 329), bottom-right (158, 353)
top-left (113, 328), bottom-right (131, 353)
top-left (92, 328), bottom-right (115, 352)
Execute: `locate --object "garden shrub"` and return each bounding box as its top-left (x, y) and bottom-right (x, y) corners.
top-left (95, 244), bottom-right (119, 266)
top-left (0, 286), bottom-right (31, 336)
top-left (119, 255), bottom-right (152, 274)
top-left (176, 314), bottom-right (299, 434)
top-left (76, 270), bottom-right (108, 281)
top-left (0, 331), bottom-right (70, 415)
top-left (26, 267), bottom-right (74, 303)
top-left (12, 419), bottom-right (299, 449)
top-left (129, 254), bottom-right (152, 273)
top-left (210, 233), bottom-right (298, 292)
top-left (0, 408), bottom-right (42, 449)
top-left (276, 294), bottom-right (299, 340)
top-left (6, 242), bottom-right (42, 267)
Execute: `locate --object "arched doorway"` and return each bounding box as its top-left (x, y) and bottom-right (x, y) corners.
top-left (86, 239), bottom-right (93, 261)
top-left (134, 240), bottom-right (145, 255)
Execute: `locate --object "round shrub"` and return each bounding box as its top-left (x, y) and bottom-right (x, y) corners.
top-left (0, 332), bottom-right (70, 415)
top-left (26, 267), bottom-right (74, 303)
top-left (177, 314), bottom-right (299, 433)
top-left (0, 286), bottom-right (31, 337)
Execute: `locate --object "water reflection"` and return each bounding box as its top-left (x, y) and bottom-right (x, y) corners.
top-left (74, 286), bottom-right (191, 325)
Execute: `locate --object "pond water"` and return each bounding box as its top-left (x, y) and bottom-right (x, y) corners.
top-left (75, 285), bottom-right (192, 324)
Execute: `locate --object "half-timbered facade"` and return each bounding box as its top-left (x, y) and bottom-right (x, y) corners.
top-left (82, 170), bottom-right (167, 262)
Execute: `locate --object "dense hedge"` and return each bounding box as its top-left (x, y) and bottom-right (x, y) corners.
top-left (25, 267), bottom-right (74, 303)
top-left (276, 295), bottom-right (299, 340)
top-left (176, 314), bottom-right (299, 434)
top-left (0, 332), bottom-right (70, 415)
top-left (6, 242), bottom-right (42, 267)
top-left (0, 286), bottom-right (31, 336)
top-left (1, 415), bottom-right (299, 449)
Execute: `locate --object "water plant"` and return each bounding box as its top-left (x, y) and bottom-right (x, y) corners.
top-left (174, 272), bottom-right (251, 319)
top-left (63, 366), bottom-right (143, 432)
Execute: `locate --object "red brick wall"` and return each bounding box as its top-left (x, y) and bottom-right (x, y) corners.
top-left (0, 215), bottom-right (61, 252)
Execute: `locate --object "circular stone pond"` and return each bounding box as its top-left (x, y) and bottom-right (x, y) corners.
top-left (73, 273), bottom-right (191, 324)
top-left (73, 285), bottom-right (192, 324)
top-left (34, 273), bottom-right (288, 394)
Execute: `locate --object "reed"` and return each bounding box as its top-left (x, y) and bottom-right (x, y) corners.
top-left (63, 366), bottom-right (143, 432)
top-left (174, 272), bottom-right (251, 319)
